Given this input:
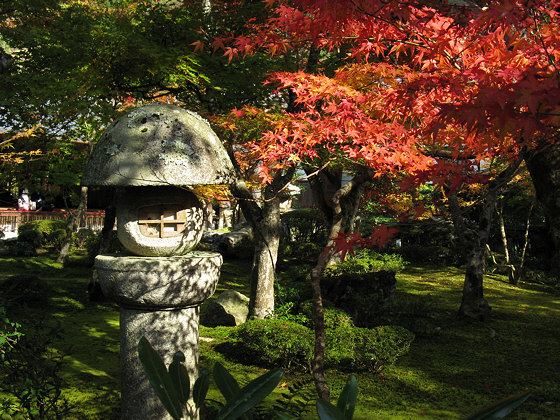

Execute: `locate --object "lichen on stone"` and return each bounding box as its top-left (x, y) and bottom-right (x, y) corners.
top-left (105, 143), bottom-right (121, 156)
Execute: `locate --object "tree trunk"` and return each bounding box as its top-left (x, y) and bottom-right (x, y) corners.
top-left (56, 186), bottom-right (88, 264)
top-left (458, 188), bottom-right (496, 320)
top-left (525, 143), bottom-right (560, 275)
top-left (309, 168), bottom-right (372, 401)
top-left (496, 200), bottom-right (516, 283)
top-left (457, 162), bottom-right (521, 319)
top-left (230, 167), bottom-right (295, 320)
top-left (304, 165), bottom-right (364, 261)
top-left (510, 202), bottom-right (533, 286)
top-left (249, 195), bottom-right (281, 319)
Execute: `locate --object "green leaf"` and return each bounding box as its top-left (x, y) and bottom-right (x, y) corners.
top-left (217, 368), bottom-right (284, 420)
top-left (192, 367), bottom-right (210, 408)
top-left (214, 362), bottom-right (241, 402)
top-left (317, 399), bottom-right (346, 420)
top-left (137, 336), bottom-right (183, 420)
top-left (336, 375), bottom-right (358, 420)
top-left (168, 351), bottom-right (190, 405)
top-left (466, 391), bottom-right (531, 420)
top-left (214, 363), bottom-right (253, 420)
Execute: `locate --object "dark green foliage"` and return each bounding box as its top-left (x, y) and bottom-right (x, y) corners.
top-left (280, 241), bottom-right (323, 261)
top-left (401, 244), bottom-right (455, 265)
top-left (233, 319), bottom-right (413, 373)
top-left (233, 319), bottom-right (314, 370)
top-left (72, 228), bottom-right (95, 249)
top-left (281, 209), bottom-right (328, 244)
top-left (325, 325), bottom-right (414, 373)
top-left (1, 275), bottom-right (51, 306)
top-left (0, 306), bottom-right (22, 360)
top-left (326, 249), bottom-right (407, 276)
top-left (17, 220), bottom-right (68, 250)
top-left (216, 366), bottom-right (284, 420)
top-left (392, 219), bottom-right (463, 265)
top-left (1, 317), bottom-right (72, 419)
top-left (2, 239), bottom-right (38, 257)
top-left (272, 283), bottom-right (311, 324)
top-left (279, 209), bottom-right (327, 261)
top-left (138, 337), bottom-right (188, 419)
top-left (300, 301), bottom-right (354, 329)
top-left (336, 374), bottom-right (358, 419)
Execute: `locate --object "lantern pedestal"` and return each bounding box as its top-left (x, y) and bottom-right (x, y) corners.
top-left (95, 252), bottom-right (222, 420)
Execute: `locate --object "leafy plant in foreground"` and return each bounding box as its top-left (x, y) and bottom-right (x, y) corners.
top-left (0, 306), bottom-right (22, 360)
top-left (1, 318), bottom-right (72, 419)
top-left (138, 336), bottom-right (283, 420)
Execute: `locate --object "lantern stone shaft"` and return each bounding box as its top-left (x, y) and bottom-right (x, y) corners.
top-left (82, 104), bottom-right (235, 420)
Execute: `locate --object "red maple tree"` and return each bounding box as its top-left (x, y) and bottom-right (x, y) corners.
top-left (204, 0), bottom-right (560, 399)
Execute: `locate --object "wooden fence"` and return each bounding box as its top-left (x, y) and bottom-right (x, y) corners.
top-left (0, 209), bottom-right (105, 235)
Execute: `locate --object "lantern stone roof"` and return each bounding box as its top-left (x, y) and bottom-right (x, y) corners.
top-left (82, 103), bottom-right (235, 187)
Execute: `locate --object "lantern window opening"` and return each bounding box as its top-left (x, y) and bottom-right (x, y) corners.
top-left (138, 204), bottom-right (187, 238)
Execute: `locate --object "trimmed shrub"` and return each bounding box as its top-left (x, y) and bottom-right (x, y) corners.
top-left (233, 319), bottom-right (313, 370)
top-left (280, 242), bottom-right (323, 261)
top-left (300, 301), bottom-right (354, 329)
top-left (18, 220), bottom-right (67, 250)
top-left (325, 249), bottom-right (407, 276)
top-left (233, 318), bottom-right (414, 373)
top-left (326, 324), bottom-right (414, 372)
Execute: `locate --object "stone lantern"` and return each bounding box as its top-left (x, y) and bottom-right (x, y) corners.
top-left (82, 103), bottom-right (235, 419)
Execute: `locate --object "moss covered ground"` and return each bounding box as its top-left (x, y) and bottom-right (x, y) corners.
top-left (0, 253), bottom-right (558, 419)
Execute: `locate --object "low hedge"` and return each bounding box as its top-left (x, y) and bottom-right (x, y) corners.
top-left (326, 324), bottom-right (414, 372)
top-left (233, 318), bottom-right (414, 373)
top-left (18, 220), bottom-right (67, 250)
top-left (232, 318), bottom-right (314, 370)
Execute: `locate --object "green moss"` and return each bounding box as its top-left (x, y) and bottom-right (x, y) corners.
top-left (1, 256), bottom-right (559, 418)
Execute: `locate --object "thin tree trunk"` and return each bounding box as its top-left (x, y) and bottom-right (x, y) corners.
top-left (496, 200), bottom-right (516, 283)
top-left (56, 186), bottom-right (88, 264)
top-left (496, 201), bottom-right (511, 265)
top-left (310, 168), bottom-right (372, 401)
top-left (510, 202), bottom-right (534, 285)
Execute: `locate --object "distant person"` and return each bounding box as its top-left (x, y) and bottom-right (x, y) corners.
top-left (18, 189), bottom-right (30, 211)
